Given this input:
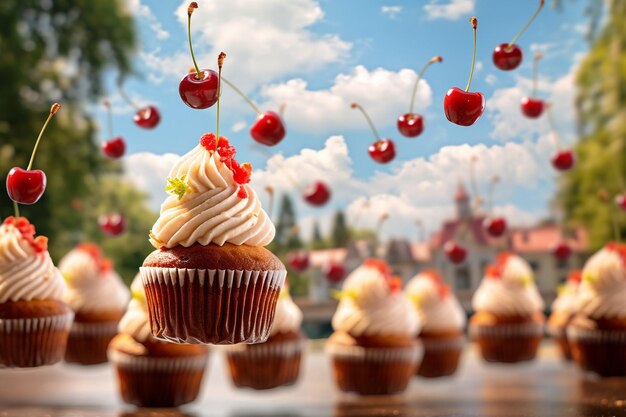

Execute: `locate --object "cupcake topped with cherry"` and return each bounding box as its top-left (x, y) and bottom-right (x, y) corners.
top-left (548, 269), bottom-right (581, 361)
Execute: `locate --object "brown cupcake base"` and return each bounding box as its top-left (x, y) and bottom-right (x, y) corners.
top-left (548, 311), bottom-right (574, 361)
top-left (470, 311), bottom-right (545, 364)
top-left (226, 330), bottom-right (306, 390)
top-left (417, 331), bottom-right (465, 378)
top-left (327, 332), bottom-right (420, 396)
top-left (568, 315), bottom-right (626, 377)
top-left (65, 320), bottom-right (121, 365)
top-left (0, 299), bottom-right (73, 368)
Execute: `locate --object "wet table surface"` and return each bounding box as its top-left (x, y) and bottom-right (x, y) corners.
top-left (1, 342), bottom-right (626, 417)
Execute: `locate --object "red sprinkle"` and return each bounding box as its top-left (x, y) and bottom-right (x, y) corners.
top-left (199, 134), bottom-right (252, 199)
top-left (363, 259), bottom-right (402, 292)
top-left (2, 216), bottom-right (48, 253)
top-left (486, 251), bottom-right (515, 279)
top-left (568, 270), bottom-right (582, 284)
top-left (76, 243), bottom-right (113, 273)
top-left (421, 269), bottom-right (450, 299)
top-left (606, 242), bottom-right (626, 266)
top-left (388, 276), bottom-right (403, 293)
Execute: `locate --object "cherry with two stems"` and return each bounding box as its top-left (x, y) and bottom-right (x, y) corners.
top-left (118, 77), bottom-right (161, 129)
top-left (101, 100), bottom-right (126, 159)
top-left (351, 102), bottom-right (396, 163)
top-left (98, 213), bottom-right (126, 237)
top-left (6, 103), bottom-right (61, 207)
top-left (493, 0), bottom-right (545, 71)
top-left (546, 104), bottom-right (575, 171)
top-left (444, 17), bottom-right (485, 127)
top-left (483, 175), bottom-right (508, 238)
top-left (397, 55), bottom-right (442, 138)
top-left (179, 2), bottom-right (219, 109)
top-left (520, 53), bottom-right (545, 118)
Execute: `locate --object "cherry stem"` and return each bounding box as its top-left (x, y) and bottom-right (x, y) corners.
top-left (13, 201), bottom-right (20, 218)
top-left (488, 175), bottom-right (500, 215)
top-left (279, 103), bottom-right (286, 118)
top-left (187, 2), bottom-right (203, 80)
top-left (350, 102), bottom-right (381, 140)
top-left (221, 77), bottom-right (261, 114)
top-left (376, 213), bottom-right (389, 240)
top-left (103, 100), bottom-right (114, 139)
top-left (532, 53), bottom-right (542, 98)
top-left (469, 156), bottom-right (481, 208)
top-left (546, 104), bottom-right (562, 150)
top-left (216, 52), bottom-right (226, 150)
top-left (117, 77), bottom-right (140, 111)
top-left (265, 187), bottom-right (274, 219)
top-left (409, 56), bottom-right (442, 114)
top-left (351, 199), bottom-right (370, 228)
top-left (508, 0), bottom-right (545, 48)
top-left (27, 103), bottom-right (61, 171)
top-left (465, 17), bottom-right (478, 92)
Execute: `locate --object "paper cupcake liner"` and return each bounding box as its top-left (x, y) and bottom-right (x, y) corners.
top-left (469, 322), bottom-right (544, 338)
top-left (420, 335), bottom-right (465, 352)
top-left (547, 324), bottom-right (566, 338)
top-left (65, 320), bottom-right (120, 365)
top-left (567, 326), bottom-right (626, 376)
top-left (416, 335), bottom-right (464, 378)
top-left (225, 339), bottom-right (305, 390)
top-left (109, 348), bottom-right (208, 407)
top-left (470, 323), bottom-right (542, 363)
top-left (0, 312), bottom-right (74, 368)
top-left (327, 342), bottom-right (420, 395)
top-left (140, 267), bottom-right (285, 345)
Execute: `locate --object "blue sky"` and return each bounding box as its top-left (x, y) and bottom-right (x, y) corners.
top-left (100, 0), bottom-right (592, 241)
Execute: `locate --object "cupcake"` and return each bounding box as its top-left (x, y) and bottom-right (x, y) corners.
top-left (470, 252), bottom-right (545, 363)
top-left (140, 133), bottom-right (285, 344)
top-left (547, 270), bottom-right (581, 361)
top-left (567, 243), bottom-right (626, 376)
top-left (108, 275), bottom-right (209, 407)
top-left (60, 243), bottom-right (130, 364)
top-left (405, 269), bottom-right (466, 378)
top-left (225, 283), bottom-right (306, 390)
top-left (326, 259), bottom-right (421, 395)
top-left (0, 216), bottom-right (73, 367)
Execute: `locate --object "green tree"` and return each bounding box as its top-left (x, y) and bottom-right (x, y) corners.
top-left (310, 220), bottom-right (327, 250)
top-left (331, 210), bottom-right (349, 248)
top-left (274, 194), bottom-right (302, 253)
top-left (560, 0), bottom-right (626, 249)
top-left (0, 2), bottom-right (143, 273)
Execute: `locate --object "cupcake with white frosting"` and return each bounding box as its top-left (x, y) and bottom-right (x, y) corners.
top-left (567, 243), bottom-right (626, 376)
top-left (547, 270), bottom-right (581, 360)
top-left (469, 252), bottom-right (545, 363)
top-left (0, 216), bottom-right (73, 367)
top-left (140, 134), bottom-right (285, 344)
top-left (326, 259), bottom-right (421, 395)
top-left (60, 243), bottom-right (130, 365)
top-left (406, 269), bottom-right (466, 377)
top-left (108, 275), bottom-right (209, 407)
top-left (225, 282), bottom-right (306, 390)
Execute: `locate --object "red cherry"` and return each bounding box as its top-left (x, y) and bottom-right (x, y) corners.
top-left (444, 88), bottom-right (485, 126)
top-left (551, 150), bottom-right (575, 171)
top-left (179, 70), bottom-right (220, 110)
top-left (397, 113), bottom-right (424, 137)
top-left (324, 262), bottom-right (346, 283)
top-left (98, 213), bottom-right (126, 237)
top-left (493, 43), bottom-right (523, 71)
top-left (102, 137), bottom-right (126, 159)
top-left (444, 240), bottom-right (467, 264)
top-left (250, 111), bottom-right (286, 146)
top-left (483, 217), bottom-right (507, 238)
top-left (133, 105), bottom-right (161, 129)
top-left (287, 251), bottom-right (309, 272)
top-left (6, 167), bottom-right (47, 205)
top-left (551, 242), bottom-right (572, 262)
top-left (303, 181), bottom-right (331, 206)
top-left (615, 193), bottom-right (626, 212)
top-left (520, 97), bottom-right (544, 118)
top-left (368, 139), bottom-right (396, 164)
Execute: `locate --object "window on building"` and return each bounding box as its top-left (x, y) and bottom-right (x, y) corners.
top-left (455, 267), bottom-right (471, 290)
top-left (529, 261), bottom-right (540, 272)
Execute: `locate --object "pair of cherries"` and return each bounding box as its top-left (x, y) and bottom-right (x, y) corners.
top-left (178, 2), bottom-right (285, 147)
top-left (287, 251), bottom-right (344, 282)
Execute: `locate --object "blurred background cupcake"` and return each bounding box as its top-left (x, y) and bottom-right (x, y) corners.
top-left (405, 269), bottom-right (466, 378)
top-left (547, 269), bottom-right (581, 361)
top-left (225, 282), bottom-right (306, 390)
top-left (0, 216), bottom-right (73, 367)
top-left (60, 243), bottom-right (130, 365)
top-left (108, 275), bottom-right (209, 407)
top-left (470, 252), bottom-right (545, 363)
top-left (326, 259), bottom-right (421, 395)
top-left (568, 243), bottom-right (626, 376)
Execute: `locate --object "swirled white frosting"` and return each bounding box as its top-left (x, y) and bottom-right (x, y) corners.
top-left (118, 274), bottom-right (152, 342)
top-left (60, 248), bottom-right (130, 313)
top-left (270, 286), bottom-right (303, 336)
top-left (149, 144), bottom-right (275, 248)
top-left (551, 280), bottom-right (579, 315)
top-left (405, 273), bottom-right (466, 332)
top-left (332, 263), bottom-right (420, 337)
top-left (0, 219), bottom-right (66, 302)
top-left (575, 246), bottom-right (626, 319)
top-left (472, 253), bottom-right (544, 316)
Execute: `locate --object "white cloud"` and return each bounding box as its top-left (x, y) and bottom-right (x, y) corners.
top-left (259, 65), bottom-right (433, 134)
top-left (231, 121), bottom-right (247, 133)
top-left (381, 6), bottom-right (402, 19)
top-left (124, 0), bottom-right (169, 40)
top-left (485, 74), bottom-right (497, 86)
top-left (143, 0), bottom-right (351, 90)
top-left (123, 152), bottom-right (180, 210)
top-left (423, 0), bottom-right (475, 20)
